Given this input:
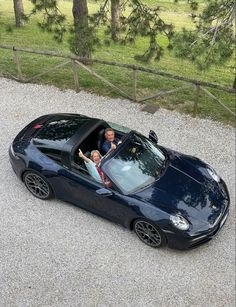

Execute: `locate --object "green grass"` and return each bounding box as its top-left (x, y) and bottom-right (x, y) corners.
top-left (0, 0), bottom-right (235, 126)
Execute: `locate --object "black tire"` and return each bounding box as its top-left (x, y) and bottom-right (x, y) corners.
top-left (23, 171), bottom-right (54, 200)
top-left (134, 219), bottom-right (167, 248)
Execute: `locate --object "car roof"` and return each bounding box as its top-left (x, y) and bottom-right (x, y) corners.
top-left (32, 113), bottom-right (102, 151)
top-left (62, 118), bottom-right (109, 166)
top-left (31, 113), bottom-right (131, 168)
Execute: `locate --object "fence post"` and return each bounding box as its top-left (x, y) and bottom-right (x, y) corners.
top-left (193, 84), bottom-right (200, 117)
top-left (71, 60), bottom-right (79, 92)
top-left (13, 46), bottom-right (23, 80)
top-left (132, 66), bottom-right (137, 101)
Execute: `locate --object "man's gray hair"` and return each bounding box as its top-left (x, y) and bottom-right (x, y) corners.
top-left (105, 128), bottom-right (114, 134)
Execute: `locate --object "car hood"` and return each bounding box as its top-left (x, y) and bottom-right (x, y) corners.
top-left (133, 149), bottom-right (228, 225)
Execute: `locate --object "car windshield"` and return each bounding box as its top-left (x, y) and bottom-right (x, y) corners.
top-left (107, 121), bottom-right (131, 134)
top-left (102, 132), bottom-right (166, 194)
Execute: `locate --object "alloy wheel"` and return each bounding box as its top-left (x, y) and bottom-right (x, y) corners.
top-left (24, 172), bottom-right (51, 199)
top-left (134, 220), bottom-right (163, 247)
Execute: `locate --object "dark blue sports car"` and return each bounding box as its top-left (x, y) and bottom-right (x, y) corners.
top-left (9, 113), bottom-right (230, 249)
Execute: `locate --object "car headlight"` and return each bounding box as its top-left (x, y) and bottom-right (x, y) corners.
top-left (170, 214), bottom-right (189, 230)
top-left (207, 166), bottom-right (220, 182)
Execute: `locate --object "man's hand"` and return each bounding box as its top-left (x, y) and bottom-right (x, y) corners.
top-left (111, 143), bottom-right (117, 150)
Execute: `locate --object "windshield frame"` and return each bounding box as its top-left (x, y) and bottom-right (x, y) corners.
top-left (101, 131), bottom-right (168, 195)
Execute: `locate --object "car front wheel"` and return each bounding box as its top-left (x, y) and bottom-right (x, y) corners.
top-left (134, 219), bottom-right (167, 248)
top-left (23, 171), bottom-right (54, 200)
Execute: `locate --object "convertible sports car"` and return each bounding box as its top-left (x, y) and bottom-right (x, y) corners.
top-left (9, 113), bottom-right (230, 250)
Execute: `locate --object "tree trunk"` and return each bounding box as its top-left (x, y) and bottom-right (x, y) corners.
top-left (72, 0), bottom-right (91, 60)
top-left (111, 0), bottom-right (120, 41)
top-left (233, 75), bottom-right (236, 90)
top-left (13, 0), bottom-right (24, 27)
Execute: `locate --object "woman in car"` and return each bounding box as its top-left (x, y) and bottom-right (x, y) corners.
top-left (78, 149), bottom-right (111, 187)
top-left (78, 149), bottom-right (102, 182)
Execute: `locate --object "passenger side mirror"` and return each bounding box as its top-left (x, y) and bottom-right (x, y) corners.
top-left (149, 130), bottom-right (158, 144)
top-left (96, 188), bottom-right (113, 197)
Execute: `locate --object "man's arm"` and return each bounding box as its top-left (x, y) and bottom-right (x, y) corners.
top-left (102, 141), bottom-right (111, 154)
top-left (115, 137), bottom-right (122, 145)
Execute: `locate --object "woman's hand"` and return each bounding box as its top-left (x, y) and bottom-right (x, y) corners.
top-left (78, 149), bottom-right (84, 158)
top-left (78, 149), bottom-right (90, 163)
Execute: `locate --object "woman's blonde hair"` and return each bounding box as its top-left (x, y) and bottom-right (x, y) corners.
top-left (90, 150), bottom-right (102, 161)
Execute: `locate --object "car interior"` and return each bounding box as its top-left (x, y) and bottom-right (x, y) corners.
top-left (71, 123), bottom-right (126, 179)
top-left (33, 118), bottom-right (127, 184)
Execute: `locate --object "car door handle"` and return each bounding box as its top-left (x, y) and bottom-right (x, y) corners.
top-left (96, 188), bottom-right (113, 197)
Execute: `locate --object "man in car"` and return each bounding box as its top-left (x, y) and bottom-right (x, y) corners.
top-left (101, 128), bottom-right (121, 154)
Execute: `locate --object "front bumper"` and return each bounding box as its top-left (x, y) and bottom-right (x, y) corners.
top-left (164, 193), bottom-right (230, 250)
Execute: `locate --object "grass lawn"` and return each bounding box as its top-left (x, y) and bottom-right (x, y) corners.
top-left (0, 0), bottom-right (235, 126)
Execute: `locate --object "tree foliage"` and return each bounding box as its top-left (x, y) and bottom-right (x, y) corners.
top-left (90, 0), bottom-right (174, 62)
top-left (122, 0), bottom-right (174, 62)
top-left (23, 0), bottom-right (174, 62)
top-left (23, 0), bottom-right (67, 42)
top-left (19, 0), bottom-right (236, 76)
top-left (172, 0), bottom-right (235, 70)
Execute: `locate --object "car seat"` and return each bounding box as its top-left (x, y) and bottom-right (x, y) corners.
top-left (96, 128), bottom-right (106, 154)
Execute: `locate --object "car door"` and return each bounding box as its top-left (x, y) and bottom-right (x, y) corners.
top-left (57, 166), bottom-right (133, 227)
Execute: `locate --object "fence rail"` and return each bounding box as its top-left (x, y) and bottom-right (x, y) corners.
top-left (0, 44), bottom-right (235, 117)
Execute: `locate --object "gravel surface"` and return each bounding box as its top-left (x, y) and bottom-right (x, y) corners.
top-left (0, 78), bottom-right (235, 307)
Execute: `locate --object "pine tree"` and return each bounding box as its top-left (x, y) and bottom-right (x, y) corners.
top-left (172, 0), bottom-right (235, 88)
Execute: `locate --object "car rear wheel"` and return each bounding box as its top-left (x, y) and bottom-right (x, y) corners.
top-left (134, 219), bottom-right (166, 248)
top-left (23, 171), bottom-right (54, 200)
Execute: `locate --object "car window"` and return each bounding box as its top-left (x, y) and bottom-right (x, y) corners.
top-left (102, 133), bottom-right (166, 194)
top-left (71, 161), bottom-right (107, 187)
top-left (34, 117), bottom-right (90, 148)
top-left (71, 153), bottom-right (117, 191)
top-left (34, 143), bottom-right (62, 164)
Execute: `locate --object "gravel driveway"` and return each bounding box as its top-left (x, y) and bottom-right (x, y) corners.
top-left (0, 78), bottom-right (235, 307)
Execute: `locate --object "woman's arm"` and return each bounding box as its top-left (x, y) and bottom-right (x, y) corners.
top-left (78, 149), bottom-right (91, 163)
top-left (78, 149), bottom-right (102, 183)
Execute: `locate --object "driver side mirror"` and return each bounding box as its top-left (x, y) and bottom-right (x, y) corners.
top-left (149, 130), bottom-right (158, 144)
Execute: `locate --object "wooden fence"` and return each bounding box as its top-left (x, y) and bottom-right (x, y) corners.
top-left (0, 44), bottom-right (235, 117)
